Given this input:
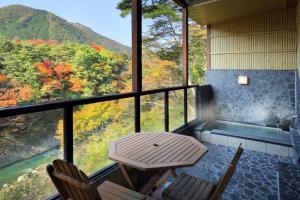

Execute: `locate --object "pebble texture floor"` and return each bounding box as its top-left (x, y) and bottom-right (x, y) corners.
top-left (175, 143), bottom-right (300, 200)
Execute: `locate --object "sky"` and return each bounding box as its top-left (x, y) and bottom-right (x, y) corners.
top-left (0, 0), bottom-right (133, 46)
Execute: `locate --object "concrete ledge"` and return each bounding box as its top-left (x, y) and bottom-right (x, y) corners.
top-left (199, 131), bottom-right (294, 157)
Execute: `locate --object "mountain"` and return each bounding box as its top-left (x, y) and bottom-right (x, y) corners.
top-left (0, 5), bottom-right (131, 54)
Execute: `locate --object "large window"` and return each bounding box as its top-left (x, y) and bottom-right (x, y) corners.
top-left (142, 0), bottom-right (183, 90)
top-left (0, 0), bottom-right (132, 109)
top-left (188, 19), bottom-right (206, 85)
top-left (73, 99), bottom-right (135, 175)
top-left (0, 1), bottom-right (132, 199)
top-left (169, 90), bottom-right (184, 130)
top-left (141, 94), bottom-right (165, 132)
top-left (0, 110), bottom-right (63, 199)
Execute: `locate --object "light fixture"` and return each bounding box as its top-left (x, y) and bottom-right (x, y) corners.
top-left (238, 76), bottom-right (248, 85)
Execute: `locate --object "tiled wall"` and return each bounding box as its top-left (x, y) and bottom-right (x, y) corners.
top-left (205, 70), bottom-right (296, 125)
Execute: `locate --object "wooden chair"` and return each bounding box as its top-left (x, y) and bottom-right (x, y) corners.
top-left (46, 159), bottom-right (146, 200)
top-left (162, 144), bottom-right (244, 200)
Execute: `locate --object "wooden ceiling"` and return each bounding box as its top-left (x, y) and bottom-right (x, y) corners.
top-left (177, 0), bottom-right (299, 25)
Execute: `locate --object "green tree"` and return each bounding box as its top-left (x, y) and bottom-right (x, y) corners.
top-left (117, 0), bottom-right (206, 84)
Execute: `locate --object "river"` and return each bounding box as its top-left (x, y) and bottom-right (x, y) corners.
top-left (0, 149), bottom-right (61, 186)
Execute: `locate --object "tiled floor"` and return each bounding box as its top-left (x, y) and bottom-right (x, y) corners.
top-left (175, 143), bottom-right (300, 200)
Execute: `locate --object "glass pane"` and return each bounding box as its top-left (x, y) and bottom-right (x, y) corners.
top-left (141, 93), bottom-right (164, 132)
top-left (73, 98), bottom-right (134, 175)
top-left (0, 110), bottom-right (63, 199)
top-left (188, 19), bottom-right (206, 85)
top-left (0, 1), bottom-right (132, 108)
top-left (142, 0), bottom-right (182, 90)
top-left (169, 90), bottom-right (184, 131)
top-left (188, 88), bottom-right (196, 122)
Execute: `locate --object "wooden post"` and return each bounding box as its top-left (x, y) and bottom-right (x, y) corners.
top-left (182, 8), bottom-right (188, 86)
top-left (64, 106), bottom-right (73, 163)
top-left (206, 25), bottom-right (211, 69)
top-left (132, 0), bottom-right (142, 132)
top-left (182, 8), bottom-right (188, 124)
top-left (164, 91), bottom-right (169, 132)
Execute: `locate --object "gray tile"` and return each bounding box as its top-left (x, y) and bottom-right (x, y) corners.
top-left (175, 143), bottom-right (298, 200)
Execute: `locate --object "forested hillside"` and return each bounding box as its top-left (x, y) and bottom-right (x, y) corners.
top-left (0, 5), bottom-right (131, 54)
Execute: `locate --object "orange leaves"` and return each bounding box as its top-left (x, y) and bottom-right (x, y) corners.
top-left (90, 44), bottom-right (103, 52)
top-left (0, 88), bottom-right (18, 101)
top-left (143, 59), bottom-right (179, 89)
top-left (0, 85), bottom-right (33, 107)
top-left (36, 61), bottom-right (73, 80)
top-left (35, 62), bottom-right (54, 77)
top-left (14, 39), bottom-right (58, 45)
top-left (54, 64), bottom-right (73, 79)
top-left (0, 74), bottom-right (7, 83)
top-left (0, 100), bottom-right (17, 107)
top-left (69, 77), bottom-right (82, 92)
top-left (34, 61), bottom-right (82, 94)
top-left (19, 85), bottom-right (33, 101)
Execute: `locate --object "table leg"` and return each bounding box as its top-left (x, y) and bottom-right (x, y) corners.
top-left (119, 164), bottom-right (135, 190)
top-left (170, 168), bottom-right (177, 178)
top-left (139, 170), bottom-right (162, 194)
top-left (153, 169), bottom-right (171, 188)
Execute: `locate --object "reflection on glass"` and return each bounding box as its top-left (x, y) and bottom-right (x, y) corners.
top-left (141, 93), bottom-right (164, 132)
top-left (188, 19), bottom-right (206, 85)
top-left (169, 90), bottom-right (184, 131)
top-left (73, 98), bottom-right (134, 175)
top-left (0, 110), bottom-right (63, 199)
top-left (188, 88), bottom-right (196, 122)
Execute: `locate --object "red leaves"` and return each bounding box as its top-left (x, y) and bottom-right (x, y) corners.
top-left (35, 61), bottom-right (73, 80)
top-left (34, 61), bottom-right (82, 94)
top-left (90, 44), bottom-right (103, 52)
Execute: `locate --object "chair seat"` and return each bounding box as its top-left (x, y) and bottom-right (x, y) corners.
top-left (162, 173), bottom-right (215, 200)
top-left (97, 181), bottom-right (146, 200)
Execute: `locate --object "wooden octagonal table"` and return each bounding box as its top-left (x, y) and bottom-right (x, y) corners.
top-left (109, 132), bottom-right (208, 192)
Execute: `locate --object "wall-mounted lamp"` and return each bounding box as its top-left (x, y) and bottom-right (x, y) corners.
top-left (238, 76), bottom-right (249, 85)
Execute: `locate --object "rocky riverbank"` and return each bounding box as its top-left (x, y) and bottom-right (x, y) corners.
top-left (0, 110), bottom-right (61, 168)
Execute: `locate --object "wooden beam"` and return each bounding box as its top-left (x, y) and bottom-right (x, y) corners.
top-left (64, 106), bottom-right (73, 163)
top-left (132, 0), bottom-right (142, 132)
top-left (206, 25), bottom-right (211, 69)
top-left (182, 8), bottom-right (188, 86)
top-left (182, 8), bottom-right (189, 124)
top-left (173, 0), bottom-right (187, 8)
top-left (132, 0), bottom-right (142, 93)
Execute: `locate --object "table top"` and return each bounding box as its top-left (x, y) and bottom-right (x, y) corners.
top-left (109, 132), bottom-right (208, 171)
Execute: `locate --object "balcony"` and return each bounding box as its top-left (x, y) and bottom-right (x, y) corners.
top-left (1, 0), bottom-right (300, 200)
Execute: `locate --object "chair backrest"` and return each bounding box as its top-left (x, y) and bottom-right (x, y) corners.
top-left (210, 144), bottom-right (244, 200)
top-left (210, 165), bottom-right (235, 200)
top-left (230, 143), bottom-right (244, 167)
top-left (46, 159), bottom-right (100, 200)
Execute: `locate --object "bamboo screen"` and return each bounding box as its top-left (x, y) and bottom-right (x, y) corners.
top-left (210, 9), bottom-right (296, 70)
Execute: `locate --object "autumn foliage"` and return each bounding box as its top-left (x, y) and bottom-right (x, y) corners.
top-left (0, 37), bottom-right (129, 107)
top-left (14, 39), bottom-right (58, 45)
top-left (0, 78), bottom-right (33, 107)
top-left (90, 44), bottom-right (103, 52)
